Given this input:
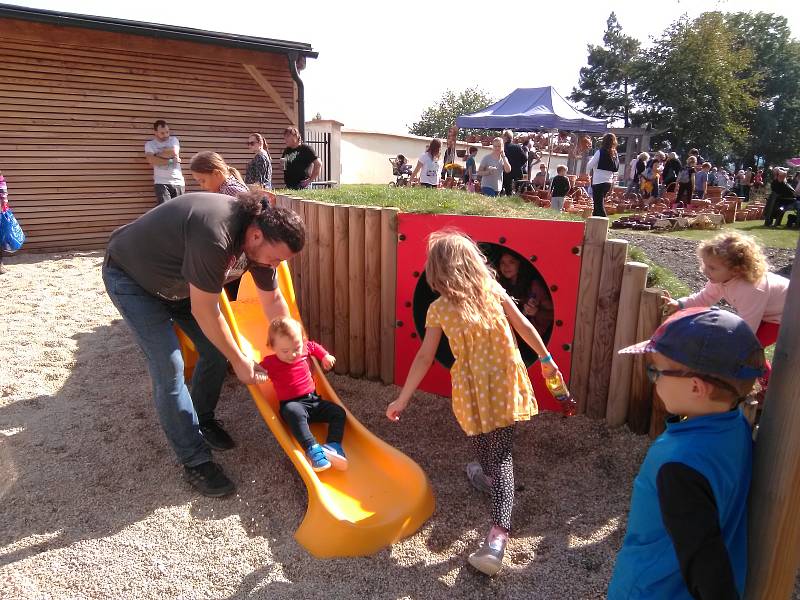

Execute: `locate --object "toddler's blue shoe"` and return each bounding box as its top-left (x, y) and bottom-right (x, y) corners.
top-left (322, 442), bottom-right (348, 471)
top-left (306, 443), bottom-right (331, 472)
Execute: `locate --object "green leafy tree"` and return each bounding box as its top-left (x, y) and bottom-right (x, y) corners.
top-left (725, 12), bottom-right (800, 166)
top-left (633, 12), bottom-right (757, 162)
top-left (569, 13), bottom-right (641, 127)
top-left (408, 87), bottom-right (495, 139)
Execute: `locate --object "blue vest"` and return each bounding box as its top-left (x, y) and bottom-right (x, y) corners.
top-left (608, 410), bottom-right (752, 599)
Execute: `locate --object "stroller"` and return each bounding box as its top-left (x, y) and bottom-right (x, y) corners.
top-left (389, 154), bottom-right (413, 187)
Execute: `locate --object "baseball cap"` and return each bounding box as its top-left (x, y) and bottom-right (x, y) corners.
top-left (619, 307), bottom-right (764, 380)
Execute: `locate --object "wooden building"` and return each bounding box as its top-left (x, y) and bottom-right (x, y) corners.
top-left (0, 4), bottom-right (317, 250)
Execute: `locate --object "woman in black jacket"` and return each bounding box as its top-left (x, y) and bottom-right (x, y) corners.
top-left (585, 133), bottom-right (620, 217)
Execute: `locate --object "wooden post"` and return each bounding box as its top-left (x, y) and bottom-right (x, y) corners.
top-left (380, 208), bottom-right (399, 385)
top-left (348, 206), bottom-right (366, 377)
top-left (317, 204), bottom-right (335, 352)
top-left (333, 205), bottom-right (350, 374)
top-left (586, 238), bottom-right (628, 419)
top-left (606, 261), bottom-right (649, 426)
top-left (305, 201), bottom-right (320, 341)
top-left (289, 197), bottom-right (303, 300)
top-left (570, 217), bottom-right (609, 413)
top-left (364, 207), bottom-right (382, 380)
top-left (626, 288), bottom-right (663, 434)
top-left (745, 239), bottom-right (800, 600)
top-left (298, 199), bottom-right (311, 328)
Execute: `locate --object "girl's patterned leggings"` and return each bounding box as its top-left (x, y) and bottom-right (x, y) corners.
top-left (471, 424), bottom-right (516, 531)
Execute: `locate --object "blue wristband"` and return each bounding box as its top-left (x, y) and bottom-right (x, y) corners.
top-left (539, 354), bottom-right (553, 364)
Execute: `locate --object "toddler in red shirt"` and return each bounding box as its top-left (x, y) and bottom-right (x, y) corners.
top-left (260, 316), bottom-right (347, 472)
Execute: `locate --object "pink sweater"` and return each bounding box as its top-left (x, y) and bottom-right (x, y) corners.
top-left (680, 272), bottom-right (789, 332)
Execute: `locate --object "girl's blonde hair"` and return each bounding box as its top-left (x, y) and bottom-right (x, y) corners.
top-left (425, 230), bottom-right (505, 329)
top-left (698, 231), bottom-right (768, 283)
top-left (268, 315), bottom-right (304, 347)
top-left (638, 152), bottom-right (650, 161)
top-left (190, 151), bottom-right (244, 184)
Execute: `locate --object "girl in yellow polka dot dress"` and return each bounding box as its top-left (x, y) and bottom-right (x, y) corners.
top-left (386, 230), bottom-right (559, 576)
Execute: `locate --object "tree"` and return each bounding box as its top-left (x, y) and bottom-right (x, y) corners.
top-left (569, 13), bottom-right (641, 127)
top-left (725, 12), bottom-right (800, 166)
top-left (408, 87), bottom-right (495, 139)
top-left (633, 12), bottom-right (757, 162)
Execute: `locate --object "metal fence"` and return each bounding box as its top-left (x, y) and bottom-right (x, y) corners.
top-left (305, 130), bottom-right (332, 182)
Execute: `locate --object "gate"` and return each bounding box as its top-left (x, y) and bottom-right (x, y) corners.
top-left (305, 130), bottom-right (332, 182)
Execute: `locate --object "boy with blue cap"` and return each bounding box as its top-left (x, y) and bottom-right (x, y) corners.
top-left (608, 307), bottom-right (766, 599)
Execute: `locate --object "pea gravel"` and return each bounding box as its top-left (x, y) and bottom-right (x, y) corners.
top-left (1, 252), bottom-right (797, 599)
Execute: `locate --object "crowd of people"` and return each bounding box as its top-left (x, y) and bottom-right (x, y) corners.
top-left (404, 129), bottom-right (800, 229)
top-left (623, 146), bottom-right (800, 227)
top-left (410, 130), bottom-right (541, 196)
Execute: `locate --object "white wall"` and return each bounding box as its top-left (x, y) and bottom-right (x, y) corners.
top-left (340, 129), bottom-right (569, 184)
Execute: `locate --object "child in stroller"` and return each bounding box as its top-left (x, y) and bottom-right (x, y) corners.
top-left (389, 154), bottom-right (413, 186)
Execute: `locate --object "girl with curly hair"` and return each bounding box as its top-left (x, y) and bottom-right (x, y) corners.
top-left (664, 231), bottom-right (789, 389)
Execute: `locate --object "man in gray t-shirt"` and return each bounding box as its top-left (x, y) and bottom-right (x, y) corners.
top-left (145, 119), bottom-right (186, 205)
top-left (104, 193), bottom-right (305, 496)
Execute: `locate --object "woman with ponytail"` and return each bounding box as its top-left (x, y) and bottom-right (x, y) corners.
top-left (190, 151), bottom-right (249, 196)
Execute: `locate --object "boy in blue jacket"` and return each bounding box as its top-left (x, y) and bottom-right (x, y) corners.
top-left (608, 307), bottom-right (765, 599)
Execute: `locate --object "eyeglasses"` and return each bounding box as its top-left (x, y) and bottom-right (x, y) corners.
top-left (646, 365), bottom-right (741, 397)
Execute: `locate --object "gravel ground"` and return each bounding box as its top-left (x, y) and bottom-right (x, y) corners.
top-left (613, 232), bottom-right (795, 292)
top-left (1, 250), bottom-right (797, 599)
top-left (1, 252), bottom-right (650, 599)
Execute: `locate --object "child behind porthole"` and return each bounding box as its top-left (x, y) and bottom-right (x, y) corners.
top-left (496, 252), bottom-right (531, 308)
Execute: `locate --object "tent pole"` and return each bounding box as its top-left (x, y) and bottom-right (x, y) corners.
top-left (546, 129), bottom-right (555, 179)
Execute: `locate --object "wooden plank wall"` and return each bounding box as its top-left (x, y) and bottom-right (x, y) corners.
top-left (0, 18), bottom-right (297, 250)
top-left (278, 194), bottom-right (397, 386)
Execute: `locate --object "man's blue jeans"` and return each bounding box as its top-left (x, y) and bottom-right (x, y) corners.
top-left (103, 264), bottom-right (228, 467)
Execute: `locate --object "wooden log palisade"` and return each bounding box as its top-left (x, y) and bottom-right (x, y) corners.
top-left (275, 195), bottom-right (674, 438)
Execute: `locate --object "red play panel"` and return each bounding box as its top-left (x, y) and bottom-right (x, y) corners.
top-left (394, 214), bottom-right (584, 412)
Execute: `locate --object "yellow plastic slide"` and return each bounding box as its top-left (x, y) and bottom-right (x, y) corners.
top-left (178, 264), bottom-right (434, 558)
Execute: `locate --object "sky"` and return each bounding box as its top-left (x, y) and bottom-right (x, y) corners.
top-left (7, 0), bottom-right (800, 134)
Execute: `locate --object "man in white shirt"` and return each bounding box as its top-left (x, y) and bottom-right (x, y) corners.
top-left (145, 119), bottom-right (186, 205)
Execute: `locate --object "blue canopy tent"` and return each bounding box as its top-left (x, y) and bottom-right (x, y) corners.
top-left (455, 86), bottom-right (606, 133)
top-left (456, 86), bottom-right (607, 181)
